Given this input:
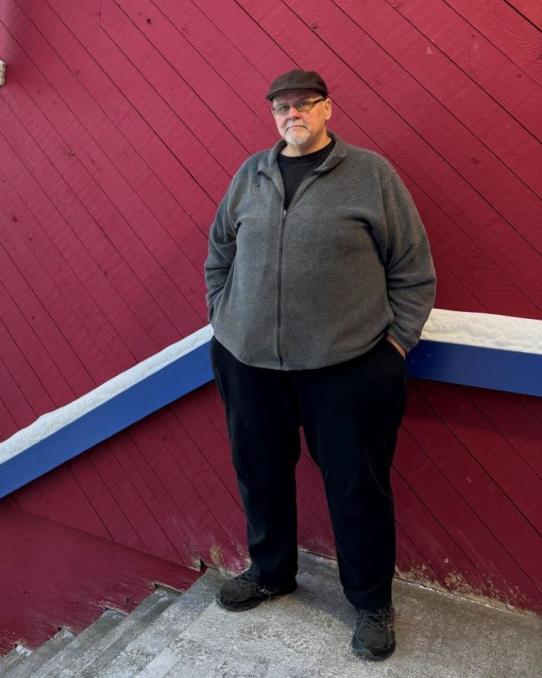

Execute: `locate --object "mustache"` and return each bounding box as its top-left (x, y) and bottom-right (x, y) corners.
top-left (284, 123), bottom-right (309, 131)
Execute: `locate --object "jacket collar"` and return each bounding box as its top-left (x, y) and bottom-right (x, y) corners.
top-left (257, 131), bottom-right (348, 178)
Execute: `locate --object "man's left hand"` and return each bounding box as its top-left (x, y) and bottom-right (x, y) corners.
top-left (386, 336), bottom-right (406, 359)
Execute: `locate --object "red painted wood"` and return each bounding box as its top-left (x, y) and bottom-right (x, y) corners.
top-left (401, 388), bottom-right (541, 599)
top-left (0, 394), bottom-right (19, 442)
top-left (0, 502), bottom-right (199, 655)
top-left (0, 238), bottom-right (95, 400)
top-left (0, 317), bottom-right (55, 419)
top-left (108, 0), bottom-right (273, 159)
top-left (507, 0), bottom-right (542, 29)
top-left (383, 0), bottom-right (542, 140)
top-left (0, 165), bottom-right (132, 391)
top-left (0, 7), bottom-right (198, 352)
top-left (0, 123), bottom-right (143, 376)
top-left (446, 0), bottom-right (542, 86)
top-left (412, 382), bottom-right (542, 565)
top-left (0, 270), bottom-right (75, 408)
top-left (465, 389), bottom-right (542, 480)
top-left (45, 0), bottom-right (218, 239)
top-left (334, 0), bottom-right (542, 198)
top-left (16, 0), bottom-right (209, 324)
top-left (13, 463), bottom-right (113, 542)
top-left (0, 357), bottom-right (35, 436)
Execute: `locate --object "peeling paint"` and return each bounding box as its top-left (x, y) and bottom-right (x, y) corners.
top-left (395, 567), bottom-right (535, 617)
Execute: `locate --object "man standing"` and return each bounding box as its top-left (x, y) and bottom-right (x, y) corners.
top-left (204, 69), bottom-right (436, 661)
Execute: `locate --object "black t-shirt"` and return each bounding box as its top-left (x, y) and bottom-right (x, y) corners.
top-left (277, 138), bottom-right (336, 208)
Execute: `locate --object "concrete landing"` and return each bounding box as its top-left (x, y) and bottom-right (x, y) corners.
top-left (106, 551), bottom-right (542, 678)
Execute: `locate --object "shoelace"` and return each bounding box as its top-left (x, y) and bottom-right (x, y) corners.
top-left (355, 607), bottom-right (394, 630)
top-left (236, 572), bottom-right (268, 591)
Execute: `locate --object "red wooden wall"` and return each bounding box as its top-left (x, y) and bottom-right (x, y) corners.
top-left (1, 0), bottom-right (541, 652)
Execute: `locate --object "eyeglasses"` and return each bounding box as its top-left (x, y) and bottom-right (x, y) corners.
top-left (271, 97), bottom-right (326, 117)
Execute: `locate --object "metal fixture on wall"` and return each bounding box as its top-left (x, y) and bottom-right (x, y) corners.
top-left (0, 61), bottom-right (6, 86)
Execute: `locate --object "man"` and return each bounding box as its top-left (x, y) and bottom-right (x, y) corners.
top-left (204, 69), bottom-right (436, 661)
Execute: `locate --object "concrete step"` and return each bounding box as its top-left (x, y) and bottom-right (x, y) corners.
top-left (99, 568), bottom-right (223, 678)
top-left (36, 609), bottom-right (126, 678)
top-left (40, 587), bottom-right (180, 678)
top-left (0, 646), bottom-right (32, 675)
top-left (3, 629), bottom-right (75, 678)
top-left (103, 551), bottom-right (542, 678)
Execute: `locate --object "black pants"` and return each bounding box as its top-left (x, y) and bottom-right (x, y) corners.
top-left (210, 336), bottom-right (407, 610)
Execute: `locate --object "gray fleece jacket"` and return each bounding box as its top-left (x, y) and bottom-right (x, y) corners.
top-left (204, 132), bottom-right (436, 370)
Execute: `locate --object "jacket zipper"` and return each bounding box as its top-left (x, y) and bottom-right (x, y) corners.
top-left (276, 207), bottom-right (287, 367)
top-left (275, 173), bottom-right (319, 366)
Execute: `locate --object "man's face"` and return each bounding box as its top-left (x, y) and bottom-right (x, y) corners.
top-left (271, 90), bottom-right (332, 151)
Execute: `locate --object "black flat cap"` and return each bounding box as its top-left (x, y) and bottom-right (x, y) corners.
top-left (266, 69), bottom-right (328, 100)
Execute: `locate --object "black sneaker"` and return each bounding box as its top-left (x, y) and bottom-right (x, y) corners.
top-left (351, 605), bottom-right (396, 661)
top-left (216, 571), bottom-right (297, 611)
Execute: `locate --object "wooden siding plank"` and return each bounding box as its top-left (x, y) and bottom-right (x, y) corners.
top-left (446, 0), bottom-right (542, 86)
top-left (383, 0), bottom-right (542, 140)
top-left (1, 6), bottom-right (200, 350)
top-left (0, 502), bottom-right (199, 654)
top-left (409, 382), bottom-right (542, 584)
top-left (0, 116), bottom-right (146, 375)
top-left (463, 389), bottom-right (542, 480)
top-left (198, 0), bottom-right (542, 318)
top-left (45, 0), bottom-right (218, 247)
top-left (0, 207), bottom-right (98, 398)
top-left (110, 412), bottom-right (248, 570)
top-left (97, 0), bottom-right (246, 183)
top-left (506, 0), bottom-right (542, 29)
top-left (334, 0), bottom-right (542, 198)
top-left (282, 0), bottom-right (542, 254)
top-left (0, 259), bottom-right (76, 408)
top-left (392, 469), bottom-right (489, 592)
top-left (0, 394), bottom-right (20, 442)
top-left (94, 436), bottom-right (190, 563)
top-left (395, 522), bottom-right (441, 585)
top-left (143, 405), bottom-right (248, 557)
top-left (0, 167), bottom-right (134, 390)
top-left (0, 357), bottom-right (36, 435)
top-left (0, 317), bottom-right (55, 416)
top-left (13, 463), bottom-right (112, 540)
top-left (400, 428), bottom-right (533, 591)
top-left (65, 453), bottom-right (148, 550)
top-left (108, 0), bottom-right (276, 158)
top-left (421, 382), bottom-right (542, 531)
top-left (17, 0), bottom-right (209, 322)
top-left (45, 0), bottom-right (234, 206)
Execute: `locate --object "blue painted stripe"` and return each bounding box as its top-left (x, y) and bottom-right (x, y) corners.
top-left (1, 338), bottom-right (540, 498)
top-left (407, 341), bottom-right (542, 397)
top-left (0, 342), bottom-right (214, 498)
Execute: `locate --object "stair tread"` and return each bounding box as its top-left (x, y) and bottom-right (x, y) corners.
top-left (99, 569), bottom-right (220, 678)
top-left (0, 647), bottom-right (31, 675)
top-left (44, 588), bottom-right (180, 678)
top-left (5, 629), bottom-right (74, 678)
top-left (35, 609), bottom-right (125, 678)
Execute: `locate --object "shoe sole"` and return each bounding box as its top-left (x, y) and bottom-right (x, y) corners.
top-left (215, 582), bottom-right (297, 612)
top-left (351, 642), bottom-right (396, 662)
